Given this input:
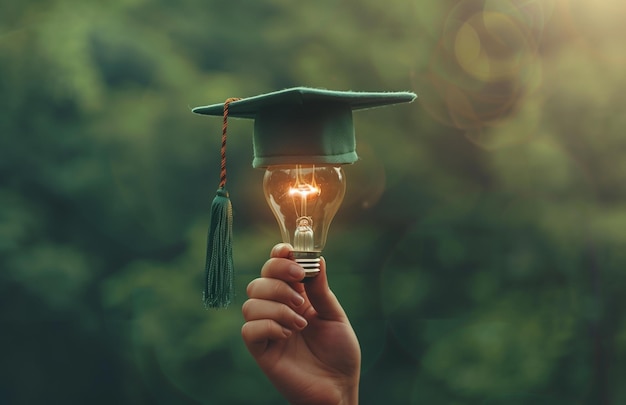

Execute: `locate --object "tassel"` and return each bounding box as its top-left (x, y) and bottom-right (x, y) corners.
top-left (203, 97), bottom-right (240, 309)
top-left (203, 187), bottom-right (234, 308)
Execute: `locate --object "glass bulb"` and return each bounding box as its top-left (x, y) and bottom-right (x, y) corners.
top-left (263, 164), bottom-right (346, 277)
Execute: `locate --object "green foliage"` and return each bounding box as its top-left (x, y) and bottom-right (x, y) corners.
top-left (2, 0), bottom-right (626, 403)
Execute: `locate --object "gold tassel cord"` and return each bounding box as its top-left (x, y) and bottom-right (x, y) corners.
top-left (203, 97), bottom-right (240, 309)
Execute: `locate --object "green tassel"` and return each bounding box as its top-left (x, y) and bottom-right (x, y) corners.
top-left (203, 187), bottom-right (234, 308)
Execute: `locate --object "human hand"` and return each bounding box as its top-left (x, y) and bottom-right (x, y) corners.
top-left (241, 243), bottom-right (361, 405)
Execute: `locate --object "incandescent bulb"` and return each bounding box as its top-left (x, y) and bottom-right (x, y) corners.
top-left (263, 164), bottom-right (346, 277)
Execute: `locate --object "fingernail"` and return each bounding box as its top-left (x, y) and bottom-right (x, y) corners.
top-left (294, 315), bottom-right (308, 329)
top-left (292, 294), bottom-right (305, 307)
top-left (289, 264), bottom-right (303, 279)
top-left (282, 327), bottom-right (292, 337)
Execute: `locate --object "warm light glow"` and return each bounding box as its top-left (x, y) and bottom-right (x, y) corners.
top-left (263, 164), bottom-right (346, 255)
top-left (286, 165), bottom-right (323, 226)
top-left (288, 184), bottom-right (321, 198)
top-left (288, 165), bottom-right (322, 200)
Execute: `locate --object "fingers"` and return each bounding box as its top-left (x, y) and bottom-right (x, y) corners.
top-left (242, 244), bottom-right (308, 356)
top-left (241, 289), bottom-right (307, 357)
top-left (270, 243), bottom-right (293, 259)
top-left (241, 319), bottom-right (290, 357)
top-left (246, 277), bottom-right (305, 308)
top-left (241, 243), bottom-right (350, 359)
top-left (241, 298), bottom-right (307, 357)
top-left (259, 243), bottom-right (347, 322)
top-left (262, 245), bottom-right (305, 283)
top-left (242, 299), bottom-right (307, 331)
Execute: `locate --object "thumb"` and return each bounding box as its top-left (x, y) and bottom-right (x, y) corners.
top-left (303, 257), bottom-right (347, 321)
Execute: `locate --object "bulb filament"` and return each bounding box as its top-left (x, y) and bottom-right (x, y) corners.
top-left (288, 165), bottom-right (321, 251)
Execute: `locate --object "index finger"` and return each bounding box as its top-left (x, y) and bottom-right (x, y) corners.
top-left (270, 243), bottom-right (293, 259)
top-left (261, 244), bottom-right (305, 282)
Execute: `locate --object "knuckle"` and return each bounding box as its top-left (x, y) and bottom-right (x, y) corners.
top-left (241, 321), bottom-right (257, 340)
top-left (271, 280), bottom-right (285, 298)
top-left (278, 303), bottom-right (292, 321)
top-left (260, 258), bottom-right (276, 276)
top-left (263, 319), bottom-right (276, 335)
top-left (246, 279), bottom-right (258, 297)
top-left (241, 299), bottom-right (253, 318)
top-left (240, 322), bottom-right (249, 339)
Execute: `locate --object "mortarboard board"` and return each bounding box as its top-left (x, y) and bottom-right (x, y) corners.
top-left (193, 87), bottom-right (416, 308)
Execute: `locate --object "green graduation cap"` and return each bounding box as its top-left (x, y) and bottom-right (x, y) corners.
top-left (193, 87), bottom-right (416, 308)
top-left (193, 87), bottom-right (416, 167)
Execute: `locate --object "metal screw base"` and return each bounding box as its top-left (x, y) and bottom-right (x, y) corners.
top-left (291, 251), bottom-right (321, 278)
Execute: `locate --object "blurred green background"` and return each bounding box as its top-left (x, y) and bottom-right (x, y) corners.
top-left (1, 0), bottom-right (625, 403)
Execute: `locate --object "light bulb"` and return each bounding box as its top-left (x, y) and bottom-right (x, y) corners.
top-left (263, 164), bottom-right (346, 277)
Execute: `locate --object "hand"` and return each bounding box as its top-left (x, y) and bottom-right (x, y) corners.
top-left (241, 243), bottom-right (361, 405)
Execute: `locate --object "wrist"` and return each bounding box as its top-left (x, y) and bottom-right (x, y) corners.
top-left (339, 388), bottom-right (358, 405)
top-left (338, 376), bottom-right (359, 405)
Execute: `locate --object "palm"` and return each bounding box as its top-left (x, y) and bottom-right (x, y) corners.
top-left (257, 297), bottom-right (360, 404)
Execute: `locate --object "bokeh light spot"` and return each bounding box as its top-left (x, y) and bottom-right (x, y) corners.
top-left (418, 0), bottom-right (546, 139)
top-left (454, 22), bottom-right (482, 74)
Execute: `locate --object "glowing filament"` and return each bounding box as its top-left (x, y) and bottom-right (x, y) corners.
top-left (288, 165), bottom-right (321, 218)
top-left (288, 184), bottom-right (320, 198)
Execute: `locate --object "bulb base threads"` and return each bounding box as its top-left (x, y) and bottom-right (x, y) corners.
top-left (291, 251), bottom-right (321, 278)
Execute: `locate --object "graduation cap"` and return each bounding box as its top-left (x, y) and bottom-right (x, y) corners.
top-left (193, 87), bottom-right (416, 308)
